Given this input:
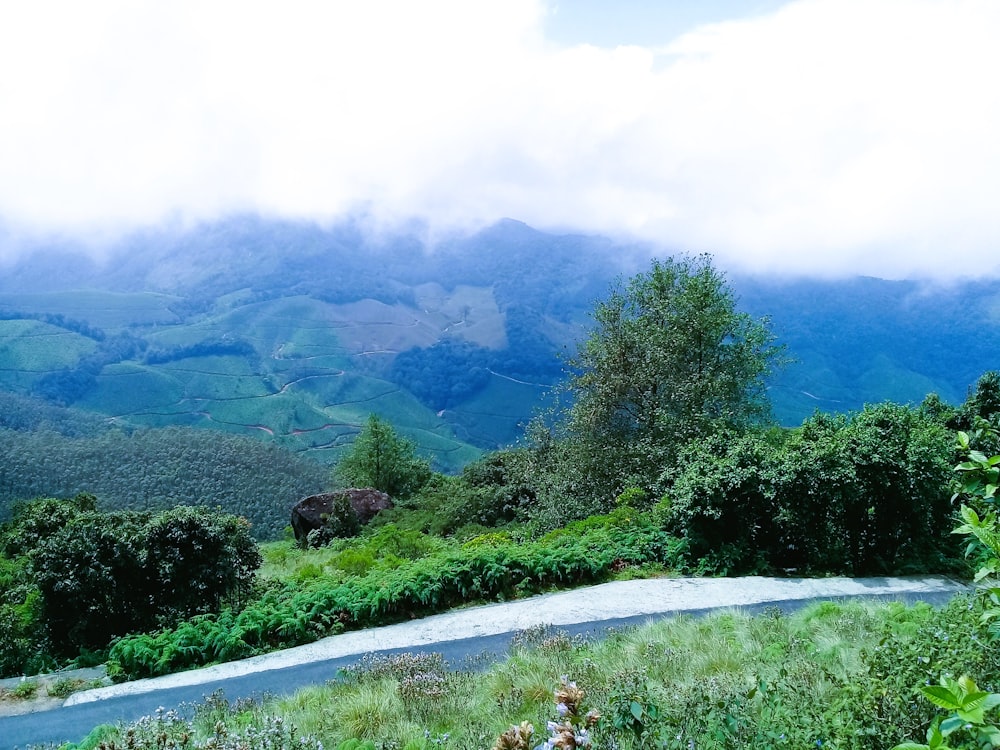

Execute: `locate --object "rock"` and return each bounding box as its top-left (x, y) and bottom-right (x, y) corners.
top-left (290, 489), bottom-right (393, 544)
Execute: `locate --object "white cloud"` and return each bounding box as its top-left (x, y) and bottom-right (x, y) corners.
top-left (0, 0), bottom-right (998, 278)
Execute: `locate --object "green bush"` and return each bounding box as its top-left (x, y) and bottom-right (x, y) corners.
top-left (839, 596), bottom-right (1000, 749)
top-left (1, 492), bottom-right (96, 558)
top-left (377, 474), bottom-right (518, 537)
top-left (664, 404), bottom-right (958, 575)
top-left (0, 554), bottom-right (50, 676)
top-left (0, 498), bottom-right (262, 665)
top-left (48, 676), bottom-right (104, 699)
top-left (9, 679), bottom-right (39, 699)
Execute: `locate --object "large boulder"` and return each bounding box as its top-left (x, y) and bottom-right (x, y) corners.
top-left (290, 489), bottom-right (392, 545)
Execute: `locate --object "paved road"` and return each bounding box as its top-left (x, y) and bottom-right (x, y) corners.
top-left (1, 576), bottom-right (967, 749)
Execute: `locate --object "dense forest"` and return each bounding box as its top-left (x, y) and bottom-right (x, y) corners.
top-left (0, 393), bottom-right (327, 537)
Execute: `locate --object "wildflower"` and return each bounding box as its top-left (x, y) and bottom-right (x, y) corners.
top-left (554, 676), bottom-right (585, 717)
top-left (493, 721), bottom-right (535, 750)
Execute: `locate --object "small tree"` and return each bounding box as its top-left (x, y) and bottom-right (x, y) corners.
top-left (564, 254), bottom-right (783, 494)
top-left (336, 414), bottom-right (431, 499)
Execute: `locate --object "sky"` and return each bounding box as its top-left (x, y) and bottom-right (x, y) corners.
top-left (0, 0), bottom-right (998, 279)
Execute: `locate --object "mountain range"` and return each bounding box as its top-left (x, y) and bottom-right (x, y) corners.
top-left (1, 216), bottom-right (996, 470)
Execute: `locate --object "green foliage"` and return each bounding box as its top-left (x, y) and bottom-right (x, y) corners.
top-left (0, 498), bottom-right (262, 667)
top-left (80, 701), bottom-right (323, 750)
top-left (305, 493), bottom-right (361, 546)
top-left (0, 417), bottom-right (328, 539)
top-left (949, 371), bottom-right (1000, 437)
top-left (614, 486), bottom-right (649, 509)
top-left (951, 424), bottom-right (1000, 631)
top-left (0, 554), bottom-right (49, 676)
top-left (380, 460), bottom-right (531, 537)
top-left (336, 415), bottom-right (431, 500)
top-left (343, 651), bottom-right (448, 684)
top-left (47, 676), bottom-right (105, 699)
top-left (606, 671), bottom-right (662, 743)
top-left (8, 679), bottom-right (39, 699)
top-left (31, 509), bottom-right (148, 651)
top-left (664, 429), bottom-right (781, 574)
top-left (108, 511), bottom-right (685, 680)
top-left (840, 402), bottom-right (956, 573)
top-left (664, 402), bottom-right (958, 575)
top-left (1, 492), bottom-right (96, 557)
top-left (0, 495), bottom-right (103, 675)
top-left (337, 741), bottom-right (377, 750)
top-left (892, 424), bottom-right (1000, 750)
top-left (563, 254), bottom-right (783, 498)
top-left (892, 676), bottom-right (1000, 750)
top-left (138, 506), bottom-right (261, 615)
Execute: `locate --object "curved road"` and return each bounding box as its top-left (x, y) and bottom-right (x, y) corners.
top-left (1, 576), bottom-right (967, 749)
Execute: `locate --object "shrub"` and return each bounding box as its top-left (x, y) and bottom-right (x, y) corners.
top-left (664, 404), bottom-right (958, 575)
top-left (9, 679), bottom-right (39, 699)
top-left (48, 676), bottom-right (105, 699)
top-left (91, 705), bottom-right (323, 750)
top-left (21, 500), bottom-right (261, 656)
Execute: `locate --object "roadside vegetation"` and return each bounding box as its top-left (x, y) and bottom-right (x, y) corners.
top-left (4, 254), bottom-right (1000, 747)
top-left (45, 597), bottom-right (1000, 750)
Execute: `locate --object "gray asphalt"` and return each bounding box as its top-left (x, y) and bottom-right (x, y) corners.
top-left (0, 575), bottom-right (968, 749)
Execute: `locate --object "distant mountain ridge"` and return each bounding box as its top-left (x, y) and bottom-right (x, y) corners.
top-left (0, 216), bottom-right (997, 465)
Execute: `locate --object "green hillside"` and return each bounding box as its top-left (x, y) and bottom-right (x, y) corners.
top-left (0, 320), bottom-right (98, 391)
top-left (1, 217), bottom-right (1000, 482)
top-left (0, 290), bottom-right (180, 328)
top-left (0, 285), bottom-right (501, 471)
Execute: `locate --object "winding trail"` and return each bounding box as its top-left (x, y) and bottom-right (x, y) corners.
top-left (486, 368), bottom-right (551, 387)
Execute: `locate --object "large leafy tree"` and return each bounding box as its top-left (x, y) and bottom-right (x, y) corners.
top-left (336, 414), bottom-right (431, 499)
top-left (565, 254), bottom-right (783, 491)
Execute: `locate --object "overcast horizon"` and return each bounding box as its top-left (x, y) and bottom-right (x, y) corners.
top-left (1, 0), bottom-right (998, 280)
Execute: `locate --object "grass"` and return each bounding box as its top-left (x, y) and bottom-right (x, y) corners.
top-left (258, 528), bottom-right (455, 588)
top-left (63, 596), bottom-right (997, 750)
top-left (46, 677), bottom-right (106, 699)
top-left (6, 679), bottom-right (39, 700)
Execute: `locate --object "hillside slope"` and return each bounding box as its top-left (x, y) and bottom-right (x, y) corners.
top-left (1, 217), bottom-right (998, 463)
